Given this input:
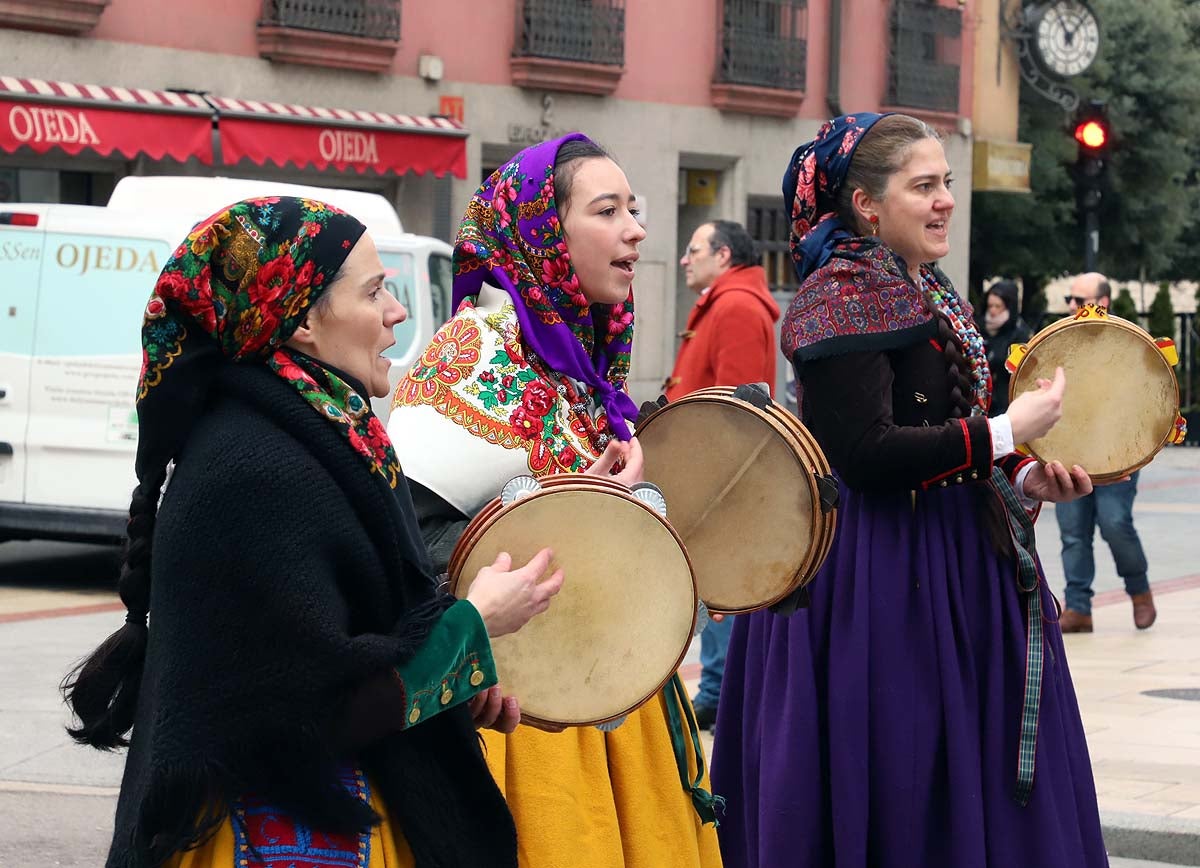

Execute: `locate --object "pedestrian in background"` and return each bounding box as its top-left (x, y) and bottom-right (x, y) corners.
top-left (712, 112), bottom-right (1109, 868)
top-left (669, 218), bottom-right (779, 730)
top-left (62, 196), bottom-right (561, 868)
top-left (978, 279), bottom-right (1032, 414)
top-left (1057, 272), bottom-right (1156, 633)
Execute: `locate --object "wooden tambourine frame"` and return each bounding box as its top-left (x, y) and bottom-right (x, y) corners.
top-left (448, 475), bottom-right (697, 728)
top-left (636, 384), bottom-right (839, 614)
top-left (1006, 304), bottom-right (1186, 482)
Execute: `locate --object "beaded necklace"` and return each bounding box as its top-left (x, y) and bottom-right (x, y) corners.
top-left (921, 272), bottom-right (992, 416)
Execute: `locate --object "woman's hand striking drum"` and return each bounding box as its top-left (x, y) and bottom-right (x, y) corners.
top-left (1006, 366), bottom-right (1065, 445)
top-left (466, 548), bottom-right (565, 638)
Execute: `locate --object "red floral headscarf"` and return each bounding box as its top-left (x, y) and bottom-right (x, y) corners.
top-left (138, 196), bottom-right (402, 489)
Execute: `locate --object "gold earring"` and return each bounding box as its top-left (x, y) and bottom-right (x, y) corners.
top-left (869, 216), bottom-right (879, 236)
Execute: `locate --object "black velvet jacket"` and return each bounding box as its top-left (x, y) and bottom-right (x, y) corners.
top-left (106, 364), bottom-right (515, 868)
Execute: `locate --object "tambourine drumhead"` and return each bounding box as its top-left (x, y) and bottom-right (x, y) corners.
top-left (1010, 314), bottom-right (1179, 481)
top-left (450, 480), bottom-right (696, 727)
top-left (636, 387), bottom-right (835, 613)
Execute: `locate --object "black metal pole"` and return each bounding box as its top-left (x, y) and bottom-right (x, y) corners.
top-left (1083, 207), bottom-right (1099, 272)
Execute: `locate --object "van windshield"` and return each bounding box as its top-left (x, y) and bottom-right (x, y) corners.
top-left (429, 252), bottom-right (452, 326)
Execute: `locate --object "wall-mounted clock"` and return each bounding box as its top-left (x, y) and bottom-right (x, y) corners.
top-left (1027, 1), bottom-right (1101, 79)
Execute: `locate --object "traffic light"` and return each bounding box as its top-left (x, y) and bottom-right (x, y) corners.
top-left (1072, 100), bottom-right (1111, 212)
top-left (1071, 99), bottom-right (1111, 271)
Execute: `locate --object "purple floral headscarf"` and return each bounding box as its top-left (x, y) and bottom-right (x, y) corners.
top-left (783, 113), bottom-right (889, 284)
top-left (451, 133), bottom-right (639, 440)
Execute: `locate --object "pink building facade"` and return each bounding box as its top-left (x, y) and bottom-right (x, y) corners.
top-left (0, 0), bottom-right (986, 399)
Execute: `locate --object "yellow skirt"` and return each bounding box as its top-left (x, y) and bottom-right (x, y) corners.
top-left (166, 787), bottom-right (415, 868)
top-left (483, 690), bottom-right (723, 868)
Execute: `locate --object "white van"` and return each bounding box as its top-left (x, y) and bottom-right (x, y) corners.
top-left (0, 176), bottom-right (453, 543)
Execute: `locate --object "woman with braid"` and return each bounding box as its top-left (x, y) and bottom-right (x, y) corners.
top-left (62, 197), bottom-right (563, 868)
top-left (711, 114), bottom-right (1109, 866)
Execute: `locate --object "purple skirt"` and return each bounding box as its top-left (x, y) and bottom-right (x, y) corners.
top-left (710, 482), bottom-right (1108, 868)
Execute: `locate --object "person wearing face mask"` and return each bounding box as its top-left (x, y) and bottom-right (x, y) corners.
top-left (62, 197), bottom-right (564, 868)
top-left (711, 114), bottom-right (1108, 867)
top-left (387, 135), bottom-right (722, 868)
top-left (977, 279), bottom-right (1032, 415)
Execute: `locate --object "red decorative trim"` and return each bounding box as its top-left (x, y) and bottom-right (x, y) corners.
top-left (710, 83), bottom-right (804, 119)
top-left (920, 418), bottom-right (974, 490)
top-left (0, 0), bottom-right (110, 35)
top-left (256, 25), bottom-right (398, 74)
top-left (928, 338), bottom-right (944, 353)
top-left (510, 57), bottom-right (623, 96)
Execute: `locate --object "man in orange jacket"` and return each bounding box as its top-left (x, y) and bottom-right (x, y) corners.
top-left (666, 219), bottom-right (781, 728)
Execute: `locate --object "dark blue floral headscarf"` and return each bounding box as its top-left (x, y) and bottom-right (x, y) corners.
top-left (783, 113), bottom-right (890, 284)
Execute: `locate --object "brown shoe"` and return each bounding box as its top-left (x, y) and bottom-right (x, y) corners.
top-left (1059, 608), bottom-right (1094, 633)
top-left (1131, 591), bottom-right (1157, 630)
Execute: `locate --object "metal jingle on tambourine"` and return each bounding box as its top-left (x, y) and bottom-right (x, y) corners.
top-left (630, 481), bottom-right (668, 518)
top-left (694, 599), bottom-right (710, 636)
top-left (594, 715), bottom-right (627, 732)
top-left (500, 475), bottom-right (542, 506)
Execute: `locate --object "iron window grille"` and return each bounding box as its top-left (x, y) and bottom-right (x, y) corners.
top-left (748, 198), bottom-right (799, 295)
top-left (888, 0), bottom-right (961, 113)
top-left (717, 0), bottom-right (808, 91)
top-left (259, 0), bottom-right (401, 41)
top-left (513, 0), bottom-right (625, 66)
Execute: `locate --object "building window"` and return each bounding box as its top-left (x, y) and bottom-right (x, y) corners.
top-left (257, 0), bottom-right (401, 72)
top-left (514, 0), bottom-right (625, 66)
top-left (747, 198), bottom-right (798, 295)
top-left (717, 0), bottom-right (808, 92)
top-left (510, 0), bottom-right (626, 95)
top-left (0, 0), bottom-right (110, 36)
top-left (260, 0), bottom-right (400, 39)
top-left (888, 0), bottom-right (962, 114)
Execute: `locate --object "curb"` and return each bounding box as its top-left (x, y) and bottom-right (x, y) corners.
top-left (1102, 811), bottom-right (1200, 866)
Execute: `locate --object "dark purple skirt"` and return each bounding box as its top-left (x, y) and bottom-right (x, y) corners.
top-left (710, 482), bottom-right (1108, 868)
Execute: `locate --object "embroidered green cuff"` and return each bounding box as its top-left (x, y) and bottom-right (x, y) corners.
top-left (395, 600), bottom-right (497, 729)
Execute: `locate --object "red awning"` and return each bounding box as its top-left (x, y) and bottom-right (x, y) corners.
top-left (212, 97), bottom-right (467, 179)
top-left (0, 77), bottom-right (213, 164)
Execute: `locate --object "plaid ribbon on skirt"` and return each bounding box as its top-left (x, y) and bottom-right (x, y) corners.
top-left (990, 466), bottom-right (1044, 807)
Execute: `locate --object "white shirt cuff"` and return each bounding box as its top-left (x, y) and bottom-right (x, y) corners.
top-left (1014, 462), bottom-right (1039, 510)
top-left (988, 414), bottom-right (1015, 459)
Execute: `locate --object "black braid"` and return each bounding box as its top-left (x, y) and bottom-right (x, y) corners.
top-left (937, 316), bottom-right (973, 419)
top-left (62, 465), bottom-right (167, 748)
top-left (932, 315), bottom-right (1017, 556)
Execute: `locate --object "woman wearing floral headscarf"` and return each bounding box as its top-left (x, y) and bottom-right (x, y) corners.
top-left (389, 134), bottom-right (722, 867)
top-left (63, 197), bottom-right (563, 868)
top-left (711, 114), bottom-right (1108, 866)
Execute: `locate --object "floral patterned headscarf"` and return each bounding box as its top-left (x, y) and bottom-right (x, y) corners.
top-left (783, 113), bottom-right (890, 284)
top-left (138, 196), bottom-right (402, 489)
top-left (451, 133), bottom-right (639, 440)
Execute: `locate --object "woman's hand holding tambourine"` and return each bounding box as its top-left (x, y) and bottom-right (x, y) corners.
top-left (584, 437), bottom-right (645, 486)
top-left (468, 686), bottom-right (522, 734)
top-left (1021, 460), bottom-right (1094, 503)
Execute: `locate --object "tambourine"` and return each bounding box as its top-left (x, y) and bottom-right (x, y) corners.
top-left (448, 474), bottom-right (697, 728)
top-left (1006, 304), bottom-right (1186, 482)
top-left (635, 384), bottom-right (839, 614)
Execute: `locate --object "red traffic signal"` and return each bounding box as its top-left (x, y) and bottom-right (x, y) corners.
top-left (1074, 120), bottom-right (1108, 150)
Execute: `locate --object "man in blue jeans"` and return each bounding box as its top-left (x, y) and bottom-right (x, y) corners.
top-left (1056, 273), bottom-right (1156, 632)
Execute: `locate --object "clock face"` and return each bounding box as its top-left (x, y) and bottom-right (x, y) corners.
top-left (1034, 1), bottom-right (1101, 78)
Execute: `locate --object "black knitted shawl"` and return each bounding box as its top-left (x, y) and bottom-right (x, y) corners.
top-left (105, 363), bottom-right (516, 868)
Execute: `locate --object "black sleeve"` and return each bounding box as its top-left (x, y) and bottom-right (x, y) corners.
top-left (799, 350), bottom-right (994, 492)
top-left (409, 480), bottom-right (472, 575)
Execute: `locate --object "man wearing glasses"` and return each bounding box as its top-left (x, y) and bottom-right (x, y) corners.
top-left (668, 219), bottom-right (780, 729)
top-left (1057, 272), bottom-right (1156, 632)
